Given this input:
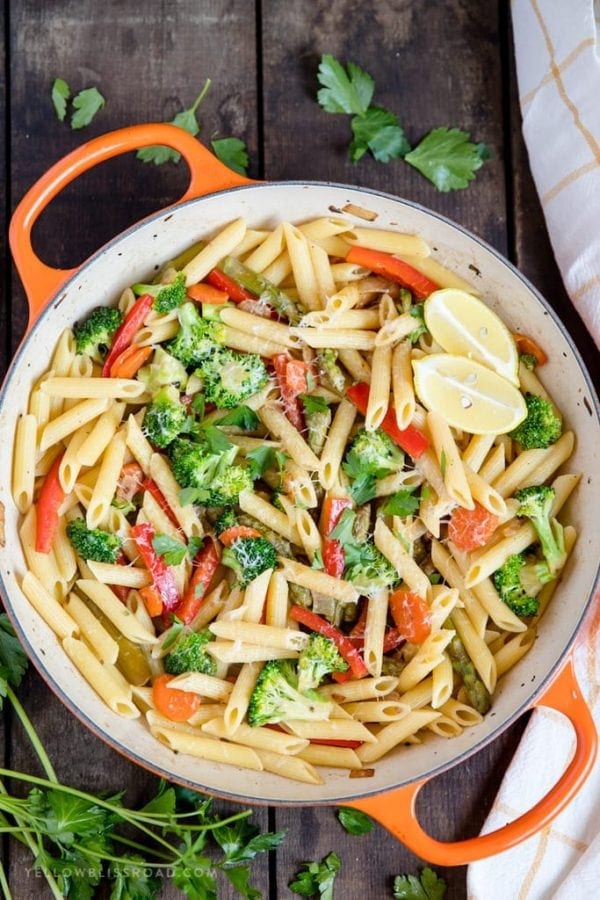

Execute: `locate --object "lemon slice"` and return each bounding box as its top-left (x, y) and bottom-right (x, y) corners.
top-left (412, 354), bottom-right (527, 434)
top-left (424, 288), bottom-right (520, 385)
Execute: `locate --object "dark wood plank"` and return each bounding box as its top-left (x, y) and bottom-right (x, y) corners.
top-left (6, 3), bottom-right (265, 898)
top-left (260, 2), bottom-right (511, 896)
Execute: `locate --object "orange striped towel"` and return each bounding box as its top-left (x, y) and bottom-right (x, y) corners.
top-left (468, 4), bottom-right (600, 895)
top-left (508, 0), bottom-right (600, 347)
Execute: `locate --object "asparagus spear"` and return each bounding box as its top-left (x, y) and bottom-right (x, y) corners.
top-left (221, 256), bottom-right (301, 323)
top-left (447, 633), bottom-right (491, 714)
top-left (317, 349), bottom-right (346, 393)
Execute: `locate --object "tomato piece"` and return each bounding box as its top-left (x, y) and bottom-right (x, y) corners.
top-left (152, 674), bottom-right (200, 722)
top-left (389, 589), bottom-right (432, 644)
top-left (447, 502), bottom-right (499, 552)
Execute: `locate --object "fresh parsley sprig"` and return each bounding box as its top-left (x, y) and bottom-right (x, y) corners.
top-left (393, 866), bottom-right (447, 899)
top-left (289, 851), bottom-right (341, 899)
top-left (316, 54), bottom-right (489, 191)
top-left (0, 613), bottom-right (286, 899)
top-left (51, 77), bottom-right (105, 129)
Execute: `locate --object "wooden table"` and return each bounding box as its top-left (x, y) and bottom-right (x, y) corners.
top-left (2, 2), bottom-right (598, 897)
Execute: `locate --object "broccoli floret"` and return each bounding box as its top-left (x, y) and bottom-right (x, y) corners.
top-left (515, 484), bottom-right (566, 574)
top-left (137, 347), bottom-right (188, 394)
top-left (169, 437), bottom-right (235, 489)
top-left (510, 393), bottom-right (562, 449)
top-left (222, 536), bottom-right (278, 586)
top-left (164, 630), bottom-right (216, 676)
top-left (196, 348), bottom-right (268, 409)
top-left (132, 272), bottom-right (187, 314)
top-left (215, 509), bottom-right (237, 535)
top-left (66, 517), bottom-right (121, 563)
top-left (204, 465), bottom-right (254, 508)
top-left (297, 634), bottom-right (348, 693)
top-left (247, 659), bottom-right (333, 727)
top-left (73, 306), bottom-right (123, 362)
top-left (167, 302), bottom-right (226, 368)
top-left (520, 353), bottom-right (538, 371)
top-left (492, 553), bottom-right (542, 618)
top-left (342, 428), bottom-right (404, 503)
top-left (344, 541), bottom-right (400, 595)
top-left (142, 385), bottom-right (188, 448)
top-left (408, 303), bottom-right (428, 344)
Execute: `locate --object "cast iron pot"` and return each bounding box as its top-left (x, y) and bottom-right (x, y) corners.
top-left (3, 124), bottom-right (599, 865)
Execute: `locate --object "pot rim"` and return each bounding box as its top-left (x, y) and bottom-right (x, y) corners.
top-left (3, 178), bottom-right (599, 805)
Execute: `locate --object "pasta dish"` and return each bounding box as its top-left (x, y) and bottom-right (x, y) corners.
top-left (11, 215), bottom-right (578, 784)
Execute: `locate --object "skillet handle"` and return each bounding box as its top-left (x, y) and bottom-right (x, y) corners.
top-left (9, 123), bottom-right (253, 328)
top-left (344, 659), bottom-right (596, 865)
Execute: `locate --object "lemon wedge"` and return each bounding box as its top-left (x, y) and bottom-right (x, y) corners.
top-left (412, 354), bottom-right (527, 434)
top-left (423, 288), bottom-right (520, 385)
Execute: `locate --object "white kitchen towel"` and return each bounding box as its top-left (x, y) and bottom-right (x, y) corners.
top-left (467, 2), bottom-right (600, 898)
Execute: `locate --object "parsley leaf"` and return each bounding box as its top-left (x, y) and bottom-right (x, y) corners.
top-left (317, 54), bottom-right (374, 116)
top-left (337, 807), bottom-right (374, 835)
top-left (70, 87), bottom-right (105, 130)
top-left (405, 127), bottom-right (487, 192)
top-left (223, 866), bottom-right (261, 899)
top-left (300, 394), bottom-right (331, 415)
top-left (152, 534), bottom-right (187, 566)
top-left (51, 77), bottom-right (70, 121)
top-left (0, 613), bottom-right (28, 703)
top-left (379, 488), bottom-right (420, 518)
top-left (246, 446), bottom-right (288, 479)
top-left (216, 406), bottom-right (260, 430)
top-left (329, 508), bottom-right (356, 543)
top-left (109, 854), bottom-right (162, 899)
top-left (311, 549), bottom-right (324, 570)
top-left (187, 535), bottom-right (205, 558)
top-left (137, 79), bottom-right (211, 166)
top-left (200, 423), bottom-right (234, 454)
top-left (211, 137), bottom-right (249, 176)
top-left (289, 851), bottom-right (341, 899)
top-left (393, 866), bottom-right (447, 900)
top-left (213, 818), bottom-right (286, 865)
top-left (350, 106), bottom-right (410, 163)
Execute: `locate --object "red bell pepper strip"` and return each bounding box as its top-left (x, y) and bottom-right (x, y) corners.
top-left (35, 452), bottom-right (66, 553)
top-left (187, 282), bottom-right (230, 305)
top-left (109, 344), bottom-right (153, 379)
top-left (219, 525), bottom-right (262, 546)
top-left (102, 293), bottom-right (154, 376)
top-left (176, 538), bottom-right (221, 625)
top-left (131, 523), bottom-right (181, 613)
top-left (207, 268), bottom-right (254, 301)
top-left (389, 588), bottom-right (432, 645)
top-left (273, 354), bottom-right (305, 431)
top-left (512, 333), bottom-right (548, 366)
top-left (348, 626), bottom-right (404, 654)
top-left (310, 738), bottom-right (363, 748)
top-left (289, 605), bottom-right (368, 679)
top-left (346, 246), bottom-right (439, 299)
top-left (141, 477), bottom-right (181, 530)
top-left (319, 496), bottom-right (353, 579)
top-left (447, 502), bottom-right (499, 552)
top-left (346, 382), bottom-right (429, 459)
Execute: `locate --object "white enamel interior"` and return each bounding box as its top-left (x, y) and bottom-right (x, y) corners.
top-left (1, 182), bottom-right (599, 804)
